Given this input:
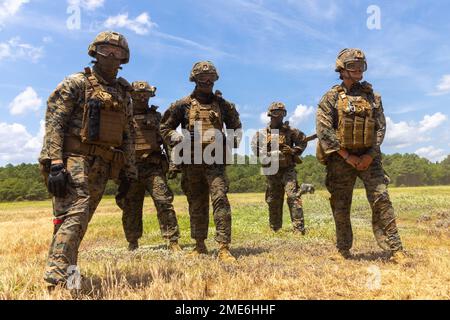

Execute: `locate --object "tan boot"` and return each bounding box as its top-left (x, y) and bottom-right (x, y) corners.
top-left (168, 240), bottom-right (182, 253)
top-left (390, 250), bottom-right (410, 265)
top-left (188, 240), bottom-right (208, 257)
top-left (218, 243), bottom-right (237, 263)
top-left (331, 249), bottom-right (352, 261)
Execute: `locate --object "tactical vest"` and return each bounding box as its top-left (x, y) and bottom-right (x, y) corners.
top-left (336, 85), bottom-right (375, 149)
top-left (80, 67), bottom-right (127, 148)
top-left (264, 127), bottom-right (293, 168)
top-left (188, 97), bottom-right (224, 146)
top-left (133, 110), bottom-right (161, 157)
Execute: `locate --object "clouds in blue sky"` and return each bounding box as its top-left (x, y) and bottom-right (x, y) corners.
top-left (0, 0), bottom-right (449, 164)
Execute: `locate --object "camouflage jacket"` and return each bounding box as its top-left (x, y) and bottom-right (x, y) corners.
top-left (39, 68), bottom-right (137, 178)
top-left (251, 123), bottom-right (307, 165)
top-left (316, 81), bottom-right (385, 159)
top-left (160, 91), bottom-right (242, 151)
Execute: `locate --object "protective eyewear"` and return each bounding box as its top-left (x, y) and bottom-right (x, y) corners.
top-left (132, 92), bottom-right (152, 99)
top-left (271, 110), bottom-right (286, 117)
top-left (196, 74), bottom-right (217, 83)
top-left (96, 44), bottom-right (128, 60)
top-left (344, 60), bottom-right (367, 72)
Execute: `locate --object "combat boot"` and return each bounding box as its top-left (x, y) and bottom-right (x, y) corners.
top-left (168, 240), bottom-right (182, 253)
top-left (188, 240), bottom-right (208, 257)
top-left (293, 226), bottom-right (306, 235)
top-left (128, 240), bottom-right (139, 251)
top-left (218, 243), bottom-right (237, 263)
top-left (390, 250), bottom-right (410, 265)
top-left (331, 249), bottom-right (352, 261)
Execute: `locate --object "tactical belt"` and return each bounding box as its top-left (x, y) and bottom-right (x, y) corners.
top-left (64, 135), bottom-right (125, 179)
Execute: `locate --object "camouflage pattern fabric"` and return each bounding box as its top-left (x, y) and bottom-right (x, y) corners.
top-left (317, 81), bottom-right (403, 253)
top-left (116, 162), bottom-right (180, 243)
top-left (325, 153), bottom-right (403, 252)
top-left (160, 89), bottom-right (241, 245)
top-left (316, 81), bottom-right (384, 160)
top-left (44, 155), bottom-right (110, 285)
top-left (40, 67), bottom-right (136, 286)
top-left (265, 167), bottom-right (304, 232)
top-left (251, 124), bottom-right (307, 231)
top-left (180, 164), bottom-right (231, 243)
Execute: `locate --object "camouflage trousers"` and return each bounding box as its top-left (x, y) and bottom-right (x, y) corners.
top-left (44, 155), bottom-right (110, 285)
top-left (116, 162), bottom-right (179, 243)
top-left (265, 167), bottom-right (304, 232)
top-left (181, 164), bottom-right (232, 244)
top-left (325, 153), bottom-right (403, 253)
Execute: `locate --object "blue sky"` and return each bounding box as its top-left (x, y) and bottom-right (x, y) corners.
top-left (1, 0), bottom-right (450, 165)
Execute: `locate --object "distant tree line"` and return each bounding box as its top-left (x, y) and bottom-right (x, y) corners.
top-left (1, 153), bottom-right (450, 202)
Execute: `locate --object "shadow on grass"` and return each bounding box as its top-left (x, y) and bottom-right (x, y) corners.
top-left (230, 246), bottom-right (269, 258)
top-left (350, 250), bottom-right (392, 262)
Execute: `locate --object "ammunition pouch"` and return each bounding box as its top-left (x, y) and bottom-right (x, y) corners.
top-left (316, 142), bottom-right (328, 165)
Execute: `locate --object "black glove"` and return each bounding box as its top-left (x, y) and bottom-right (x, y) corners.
top-left (47, 163), bottom-right (68, 198)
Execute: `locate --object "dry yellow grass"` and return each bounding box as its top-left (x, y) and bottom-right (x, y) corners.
top-left (0, 187), bottom-right (449, 300)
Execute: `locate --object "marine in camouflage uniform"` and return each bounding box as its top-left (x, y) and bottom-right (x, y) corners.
top-left (252, 102), bottom-right (308, 234)
top-left (115, 81), bottom-right (181, 252)
top-left (38, 31), bottom-right (137, 287)
top-left (160, 61), bottom-right (242, 262)
top-left (316, 48), bottom-right (407, 263)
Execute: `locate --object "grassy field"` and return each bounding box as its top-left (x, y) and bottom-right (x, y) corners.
top-left (0, 186), bottom-right (449, 300)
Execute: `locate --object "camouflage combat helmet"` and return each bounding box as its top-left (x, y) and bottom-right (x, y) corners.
top-left (267, 102), bottom-right (287, 117)
top-left (189, 61), bottom-right (219, 82)
top-left (335, 48), bottom-right (367, 72)
top-left (88, 31), bottom-right (130, 64)
top-left (132, 81), bottom-right (156, 97)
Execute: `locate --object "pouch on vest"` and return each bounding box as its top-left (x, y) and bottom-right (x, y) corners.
top-left (353, 116), bottom-right (365, 148)
top-left (340, 116), bottom-right (354, 148)
top-left (316, 142), bottom-right (328, 165)
top-left (364, 117), bottom-right (375, 147)
top-left (188, 99), bottom-right (223, 147)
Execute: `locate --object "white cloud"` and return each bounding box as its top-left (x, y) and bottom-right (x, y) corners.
top-left (385, 113), bottom-right (448, 148)
top-left (0, 0), bottom-right (29, 29)
top-left (288, 104), bottom-right (315, 126)
top-left (431, 75), bottom-right (450, 96)
top-left (418, 112), bottom-right (447, 133)
top-left (104, 12), bottom-right (157, 35)
top-left (0, 37), bottom-right (44, 63)
top-left (68, 0), bottom-right (104, 11)
top-left (260, 111), bottom-right (270, 125)
top-left (9, 87), bottom-right (42, 115)
top-left (415, 146), bottom-right (447, 163)
top-left (0, 120), bottom-right (44, 165)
